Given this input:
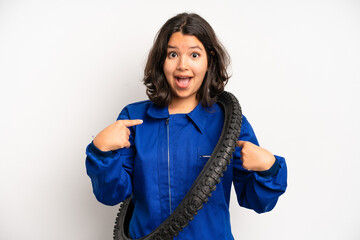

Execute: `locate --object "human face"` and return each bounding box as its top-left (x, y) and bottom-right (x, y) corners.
top-left (163, 32), bottom-right (208, 106)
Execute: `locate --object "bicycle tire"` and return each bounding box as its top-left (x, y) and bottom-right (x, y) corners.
top-left (113, 91), bottom-right (242, 240)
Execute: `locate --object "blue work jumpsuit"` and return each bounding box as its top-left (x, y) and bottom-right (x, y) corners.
top-left (86, 100), bottom-right (287, 239)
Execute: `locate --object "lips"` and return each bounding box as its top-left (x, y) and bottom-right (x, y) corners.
top-left (175, 76), bottom-right (192, 89)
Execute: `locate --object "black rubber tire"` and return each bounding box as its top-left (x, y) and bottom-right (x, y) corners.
top-left (113, 91), bottom-right (242, 240)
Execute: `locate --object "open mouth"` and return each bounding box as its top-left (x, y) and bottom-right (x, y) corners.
top-left (175, 77), bottom-right (192, 88)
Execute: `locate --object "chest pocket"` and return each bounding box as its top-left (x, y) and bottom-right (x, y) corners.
top-left (197, 146), bottom-right (226, 205)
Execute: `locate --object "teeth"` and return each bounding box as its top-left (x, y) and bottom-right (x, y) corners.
top-left (176, 77), bottom-right (191, 87)
top-left (177, 77), bottom-right (190, 82)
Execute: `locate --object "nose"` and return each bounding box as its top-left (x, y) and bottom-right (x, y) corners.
top-left (176, 55), bottom-right (189, 71)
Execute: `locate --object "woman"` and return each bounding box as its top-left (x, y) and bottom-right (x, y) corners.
top-left (86, 12), bottom-right (287, 239)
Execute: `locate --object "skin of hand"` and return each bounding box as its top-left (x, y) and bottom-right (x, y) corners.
top-left (93, 119), bottom-right (143, 151)
top-left (236, 140), bottom-right (276, 171)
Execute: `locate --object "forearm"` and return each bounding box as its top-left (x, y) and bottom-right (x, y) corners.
top-left (85, 141), bottom-right (133, 206)
top-left (234, 155), bottom-right (287, 213)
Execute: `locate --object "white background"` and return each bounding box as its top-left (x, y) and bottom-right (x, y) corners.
top-left (1, 0), bottom-right (359, 239)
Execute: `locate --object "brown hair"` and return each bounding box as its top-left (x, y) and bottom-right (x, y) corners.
top-left (143, 12), bottom-right (230, 108)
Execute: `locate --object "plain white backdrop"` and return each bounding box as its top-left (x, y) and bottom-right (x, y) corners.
top-left (1, 0), bottom-right (359, 239)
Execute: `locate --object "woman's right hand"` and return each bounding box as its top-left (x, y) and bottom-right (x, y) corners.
top-left (93, 119), bottom-right (143, 151)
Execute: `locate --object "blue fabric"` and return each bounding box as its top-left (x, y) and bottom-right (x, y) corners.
top-left (85, 100), bottom-right (287, 239)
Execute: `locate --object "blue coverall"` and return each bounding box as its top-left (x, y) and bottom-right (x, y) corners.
top-left (86, 100), bottom-right (287, 239)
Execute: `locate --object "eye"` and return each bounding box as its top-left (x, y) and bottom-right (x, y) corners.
top-left (168, 52), bottom-right (178, 58)
top-left (191, 52), bottom-right (200, 58)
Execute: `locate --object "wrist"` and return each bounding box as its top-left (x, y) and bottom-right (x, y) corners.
top-left (93, 138), bottom-right (110, 152)
top-left (262, 155), bottom-right (276, 171)
top-left (257, 157), bottom-right (279, 178)
top-left (88, 141), bottom-right (114, 158)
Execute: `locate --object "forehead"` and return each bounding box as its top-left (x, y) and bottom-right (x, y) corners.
top-left (167, 32), bottom-right (204, 49)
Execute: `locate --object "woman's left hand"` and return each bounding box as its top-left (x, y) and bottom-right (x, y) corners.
top-left (236, 141), bottom-right (276, 172)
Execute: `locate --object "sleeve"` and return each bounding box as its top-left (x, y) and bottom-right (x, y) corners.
top-left (85, 107), bottom-right (135, 206)
top-left (233, 115), bottom-right (288, 213)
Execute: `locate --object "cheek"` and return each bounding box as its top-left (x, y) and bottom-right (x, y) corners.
top-left (163, 61), bottom-right (173, 79)
top-left (194, 61), bottom-right (208, 78)
top-left (163, 62), bottom-right (168, 75)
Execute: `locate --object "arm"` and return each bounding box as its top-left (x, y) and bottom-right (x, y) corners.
top-left (85, 107), bottom-right (139, 206)
top-left (233, 115), bottom-right (287, 213)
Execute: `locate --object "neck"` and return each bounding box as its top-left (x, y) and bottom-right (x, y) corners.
top-left (168, 97), bottom-right (199, 114)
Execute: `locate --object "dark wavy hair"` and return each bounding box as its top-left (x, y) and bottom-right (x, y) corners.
top-left (143, 13), bottom-right (230, 108)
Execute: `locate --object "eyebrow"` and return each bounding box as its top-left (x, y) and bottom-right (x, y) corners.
top-left (167, 45), bottom-right (203, 51)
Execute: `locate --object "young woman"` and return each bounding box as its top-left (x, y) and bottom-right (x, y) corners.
top-left (86, 13), bottom-right (287, 239)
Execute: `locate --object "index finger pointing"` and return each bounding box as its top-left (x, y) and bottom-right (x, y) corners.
top-left (122, 119), bottom-right (143, 127)
top-left (236, 140), bottom-right (246, 148)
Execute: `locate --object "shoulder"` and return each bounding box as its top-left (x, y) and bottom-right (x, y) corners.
top-left (241, 115), bottom-right (251, 128)
top-left (117, 100), bottom-right (153, 120)
top-left (124, 100), bottom-right (152, 111)
top-left (239, 115), bottom-right (259, 145)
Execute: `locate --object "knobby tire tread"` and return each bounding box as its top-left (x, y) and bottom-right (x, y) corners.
top-left (113, 91), bottom-right (242, 240)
